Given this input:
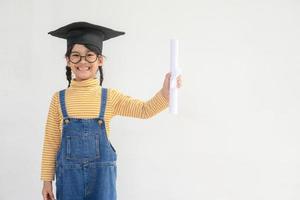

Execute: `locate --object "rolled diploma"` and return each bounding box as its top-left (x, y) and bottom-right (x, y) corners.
top-left (169, 39), bottom-right (179, 114)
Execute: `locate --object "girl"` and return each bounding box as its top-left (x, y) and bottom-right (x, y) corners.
top-left (41, 21), bottom-right (182, 200)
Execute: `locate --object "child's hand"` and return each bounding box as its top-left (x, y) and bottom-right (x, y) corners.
top-left (160, 72), bottom-right (182, 101)
top-left (42, 181), bottom-right (56, 200)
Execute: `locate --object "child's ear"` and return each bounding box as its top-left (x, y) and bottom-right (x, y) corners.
top-left (98, 55), bottom-right (104, 65)
top-left (65, 56), bottom-right (70, 65)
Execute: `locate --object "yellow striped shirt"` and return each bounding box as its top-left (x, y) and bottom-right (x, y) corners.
top-left (40, 77), bottom-right (169, 181)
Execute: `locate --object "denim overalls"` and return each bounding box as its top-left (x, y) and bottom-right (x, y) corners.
top-left (55, 88), bottom-right (117, 200)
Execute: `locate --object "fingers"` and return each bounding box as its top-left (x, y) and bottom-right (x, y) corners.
top-left (43, 193), bottom-right (48, 200)
top-left (165, 72), bottom-right (171, 80)
top-left (49, 192), bottom-right (56, 200)
top-left (42, 191), bottom-right (55, 200)
top-left (164, 72), bottom-right (182, 89)
top-left (167, 73), bottom-right (181, 79)
top-left (176, 75), bottom-right (182, 88)
top-left (163, 73), bottom-right (171, 88)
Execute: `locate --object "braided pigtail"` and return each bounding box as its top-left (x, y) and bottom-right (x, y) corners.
top-left (66, 66), bottom-right (72, 87)
top-left (98, 66), bottom-right (103, 86)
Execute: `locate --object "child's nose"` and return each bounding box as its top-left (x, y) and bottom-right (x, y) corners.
top-left (79, 56), bottom-right (88, 64)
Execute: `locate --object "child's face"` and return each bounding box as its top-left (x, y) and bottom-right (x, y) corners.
top-left (66, 44), bottom-right (103, 81)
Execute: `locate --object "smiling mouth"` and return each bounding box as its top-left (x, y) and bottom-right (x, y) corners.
top-left (76, 66), bottom-right (91, 71)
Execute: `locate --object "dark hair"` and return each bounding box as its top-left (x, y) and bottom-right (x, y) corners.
top-left (65, 43), bottom-right (105, 87)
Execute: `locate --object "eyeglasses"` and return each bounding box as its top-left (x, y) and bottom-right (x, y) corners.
top-left (69, 51), bottom-right (99, 64)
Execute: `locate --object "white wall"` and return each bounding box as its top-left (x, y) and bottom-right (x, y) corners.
top-left (0, 0), bottom-right (300, 199)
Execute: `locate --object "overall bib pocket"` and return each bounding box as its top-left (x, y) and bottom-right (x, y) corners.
top-left (65, 134), bottom-right (100, 160)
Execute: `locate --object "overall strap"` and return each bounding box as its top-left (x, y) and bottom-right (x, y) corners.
top-left (59, 89), bottom-right (69, 119)
top-left (99, 88), bottom-right (108, 119)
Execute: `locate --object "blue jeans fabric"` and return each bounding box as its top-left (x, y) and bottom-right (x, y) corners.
top-left (55, 88), bottom-right (117, 200)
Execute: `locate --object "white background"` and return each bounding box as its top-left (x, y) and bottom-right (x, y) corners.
top-left (1, 0), bottom-right (300, 199)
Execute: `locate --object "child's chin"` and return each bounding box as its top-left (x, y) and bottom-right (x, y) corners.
top-left (75, 77), bottom-right (88, 81)
top-left (77, 74), bottom-right (91, 79)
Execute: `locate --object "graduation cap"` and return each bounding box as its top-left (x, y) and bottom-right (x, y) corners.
top-left (48, 21), bottom-right (125, 53)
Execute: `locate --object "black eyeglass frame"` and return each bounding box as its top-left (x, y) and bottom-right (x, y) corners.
top-left (68, 51), bottom-right (99, 64)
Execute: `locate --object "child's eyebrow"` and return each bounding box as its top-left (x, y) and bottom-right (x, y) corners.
top-left (71, 51), bottom-right (93, 54)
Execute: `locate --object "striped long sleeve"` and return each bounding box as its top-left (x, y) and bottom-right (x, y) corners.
top-left (41, 93), bottom-right (61, 181)
top-left (110, 88), bottom-right (169, 118)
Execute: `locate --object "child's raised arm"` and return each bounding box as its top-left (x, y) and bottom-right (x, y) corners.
top-left (110, 72), bottom-right (182, 118)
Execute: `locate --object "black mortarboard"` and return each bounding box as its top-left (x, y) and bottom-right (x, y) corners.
top-left (48, 21), bottom-right (125, 53)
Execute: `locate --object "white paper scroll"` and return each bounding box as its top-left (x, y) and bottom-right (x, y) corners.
top-left (169, 39), bottom-right (180, 114)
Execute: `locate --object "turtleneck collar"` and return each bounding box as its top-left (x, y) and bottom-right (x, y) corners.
top-left (70, 77), bottom-right (101, 89)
